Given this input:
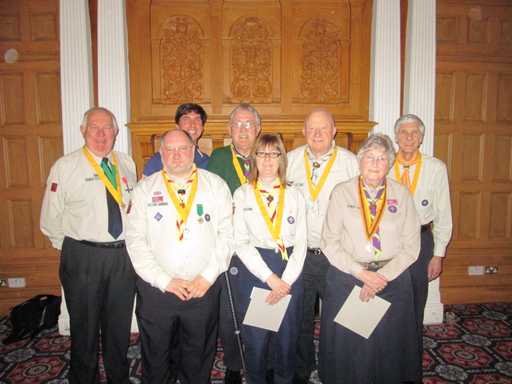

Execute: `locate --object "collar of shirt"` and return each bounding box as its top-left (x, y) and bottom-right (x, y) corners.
top-left (87, 148), bottom-right (113, 165)
top-left (305, 141), bottom-right (335, 165)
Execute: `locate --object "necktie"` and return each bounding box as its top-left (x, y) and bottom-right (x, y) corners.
top-left (101, 157), bottom-right (122, 239)
top-left (363, 184), bottom-right (385, 256)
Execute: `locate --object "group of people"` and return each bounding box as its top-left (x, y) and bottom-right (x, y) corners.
top-left (40, 102), bottom-right (452, 384)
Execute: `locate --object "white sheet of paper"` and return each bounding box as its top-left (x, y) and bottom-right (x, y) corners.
top-left (242, 287), bottom-right (291, 332)
top-left (334, 286), bottom-right (391, 339)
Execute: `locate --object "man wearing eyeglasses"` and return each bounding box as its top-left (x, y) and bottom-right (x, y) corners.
top-left (207, 103), bottom-right (262, 384)
top-left (143, 103), bottom-right (210, 177)
top-left (126, 129), bottom-right (233, 384)
top-left (286, 108), bottom-right (359, 384)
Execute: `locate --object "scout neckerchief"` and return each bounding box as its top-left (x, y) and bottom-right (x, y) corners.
top-left (83, 146), bottom-right (124, 207)
top-left (394, 151), bottom-right (422, 194)
top-left (304, 145), bottom-right (337, 201)
top-left (253, 179), bottom-right (288, 260)
top-left (162, 166), bottom-right (198, 241)
top-left (230, 145), bottom-right (250, 186)
top-left (358, 176), bottom-right (386, 258)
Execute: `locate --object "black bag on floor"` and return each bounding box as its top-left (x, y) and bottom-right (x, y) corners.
top-left (3, 294), bottom-right (61, 344)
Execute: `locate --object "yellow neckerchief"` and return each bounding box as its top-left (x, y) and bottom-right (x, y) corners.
top-left (253, 179), bottom-right (288, 260)
top-left (358, 176), bottom-right (386, 240)
top-left (304, 146), bottom-right (338, 201)
top-left (82, 146), bottom-right (124, 207)
top-left (394, 151), bottom-right (422, 194)
top-left (230, 145), bottom-right (249, 186)
top-left (162, 166), bottom-right (198, 241)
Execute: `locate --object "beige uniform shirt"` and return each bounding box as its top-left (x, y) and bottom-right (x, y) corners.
top-left (125, 169), bottom-right (233, 291)
top-left (389, 154), bottom-right (452, 257)
top-left (40, 148), bottom-right (137, 249)
top-left (287, 144), bottom-right (359, 248)
top-left (321, 177), bottom-right (421, 281)
top-left (233, 183), bottom-right (307, 285)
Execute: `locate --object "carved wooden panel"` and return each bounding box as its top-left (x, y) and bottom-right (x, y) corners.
top-left (0, 0), bottom-right (61, 315)
top-left (0, 73), bottom-right (24, 125)
top-left (127, 0), bottom-right (372, 175)
top-left (437, 0), bottom-right (512, 304)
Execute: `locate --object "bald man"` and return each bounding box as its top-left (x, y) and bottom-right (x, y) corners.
top-left (286, 109), bottom-right (359, 383)
top-left (126, 129), bottom-right (233, 384)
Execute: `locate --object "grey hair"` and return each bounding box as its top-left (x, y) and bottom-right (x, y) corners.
top-left (81, 107), bottom-right (119, 131)
top-left (393, 114), bottom-right (425, 140)
top-left (357, 133), bottom-right (396, 170)
top-left (228, 103), bottom-right (262, 128)
top-left (160, 129), bottom-right (195, 147)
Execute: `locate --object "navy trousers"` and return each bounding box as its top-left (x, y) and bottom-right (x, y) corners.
top-left (232, 247), bottom-right (303, 384)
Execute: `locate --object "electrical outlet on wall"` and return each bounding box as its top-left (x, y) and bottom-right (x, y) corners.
top-left (7, 277), bottom-right (26, 288)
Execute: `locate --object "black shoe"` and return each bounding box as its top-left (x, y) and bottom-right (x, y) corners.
top-left (225, 369), bottom-right (242, 384)
top-left (293, 374), bottom-right (309, 384)
top-left (266, 369), bottom-right (274, 384)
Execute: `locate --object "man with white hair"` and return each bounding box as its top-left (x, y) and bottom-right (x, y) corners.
top-left (40, 107), bottom-right (137, 384)
top-left (390, 113), bottom-right (452, 369)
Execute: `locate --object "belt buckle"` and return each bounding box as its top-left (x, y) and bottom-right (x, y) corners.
top-left (310, 248), bottom-right (321, 256)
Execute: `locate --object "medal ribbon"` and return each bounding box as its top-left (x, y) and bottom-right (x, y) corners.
top-left (358, 176), bottom-right (386, 244)
top-left (162, 167), bottom-right (198, 241)
top-left (82, 147), bottom-right (124, 207)
top-left (394, 151), bottom-right (422, 194)
top-left (304, 148), bottom-right (337, 201)
top-left (253, 180), bottom-right (288, 261)
top-left (230, 145), bottom-right (249, 186)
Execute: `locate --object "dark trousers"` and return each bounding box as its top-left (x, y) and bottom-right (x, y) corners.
top-left (232, 248), bottom-right (303, 384)
top-left (136, 278), bottom-right (220, 384)
top-left (295, 249), bottom-right (330, 379)
top-left (60, 237), bottom-right (136, 384)
top-left (319, 265), bottom-right (421, 384)
top-left (410, 229), bottom-right (434, 361)
top-left (219, 257), bottom-right (243, 371)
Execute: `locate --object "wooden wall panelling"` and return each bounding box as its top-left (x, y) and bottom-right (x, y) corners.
top-left (0, 0), bottom-right (61, 315)
top-left (436, 0), bottom-right (512, 304)
top-left (127, 0), bottom-right (373, 175)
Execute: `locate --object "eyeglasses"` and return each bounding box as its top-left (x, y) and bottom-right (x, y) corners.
top-left (255, 151), bottom-right (281, 159)
top-left (362, 155), bottom-right (387, 164)
top-left (232, 120), bottom-right (257, 130)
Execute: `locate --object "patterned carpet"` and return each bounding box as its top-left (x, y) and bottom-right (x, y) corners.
top-left (0, 303), bottom-right (511, 383)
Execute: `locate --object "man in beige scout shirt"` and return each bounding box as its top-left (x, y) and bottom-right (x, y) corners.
top-left (40, 107), bottom-right (137, 384)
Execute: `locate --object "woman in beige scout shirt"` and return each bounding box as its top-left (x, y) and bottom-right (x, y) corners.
top-left (319, 133), bottom-right (422, 384)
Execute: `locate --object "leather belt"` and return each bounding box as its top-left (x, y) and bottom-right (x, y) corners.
top-left (421, 223), bottom-right (432, 233)
top-left (307, 248), bottom-right (322, 256)
top-left (359, 260), bottom-right (390, 272)
top-left (79, 240), bottom-right (125, 249)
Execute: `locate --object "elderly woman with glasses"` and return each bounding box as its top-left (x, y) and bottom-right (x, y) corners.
top-left (232, 133), bottom-right (307, 384)
top-left (319, 133), bottom-right (422, 384)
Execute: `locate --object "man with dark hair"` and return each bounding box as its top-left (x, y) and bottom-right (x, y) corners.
top-left (143, 103), bottom-right (210, 176)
